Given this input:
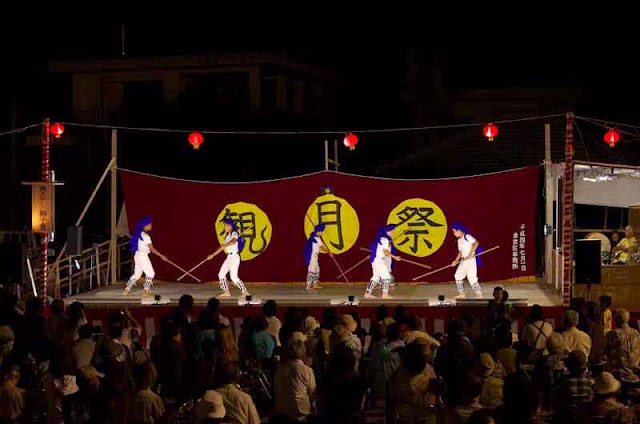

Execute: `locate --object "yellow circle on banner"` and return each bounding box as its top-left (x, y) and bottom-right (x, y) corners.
top-left (304, 194), bottom-right (360, 254)
top-left (387, 198), bottom-right (448, 257)
top-left (215, 202), bottom-right (272, 261)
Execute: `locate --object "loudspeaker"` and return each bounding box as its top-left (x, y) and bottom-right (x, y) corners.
top-left (0, 244), bottom-right (24, 285)
top-left (575, 239), bottom-right (601, 285)
top-left (67, 226), bottom-right (83, 256)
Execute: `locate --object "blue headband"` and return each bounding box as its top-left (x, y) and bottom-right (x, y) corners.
top-left (370, 224), bottom-right (397, 263)
top-left (303, 224), bottom-right (326, 266)
top-left (130, 217), bottom-right (152, 253)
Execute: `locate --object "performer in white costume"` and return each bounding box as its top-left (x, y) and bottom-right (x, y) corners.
top-left (304, 224), bottom-right (333, 290)
top-left (450, 223), bottom-right (483, 298)
top-left (365, 224), bottom-right (402, 299)
top-left (210, 219), bottom-right (249, 298)
top-left (124, 217), bottom-right (167, 296)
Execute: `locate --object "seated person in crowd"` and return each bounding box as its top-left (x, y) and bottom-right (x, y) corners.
top-left (520, 305), bottom-right (553, 362)
top-left (561, 310), bottom-right (592, 358)
top-left (604, 308), bottom-right (640, 378)
top-left (554, 351), bottom-right (594, 423)
top-left (129, 362), bottom-right (165, 424)
top-left (474, 353), bottom-right (504, 410)
top-left (611, 225), bottom-right (638, 264)
top-left (579, 371), bottom-right (634, 424)
top-left (453, 373), bottom-right (484, 424)
top-left (214, 361), bottom-right (261, 424)
top-left (273, 339), bottom-right (316, 421)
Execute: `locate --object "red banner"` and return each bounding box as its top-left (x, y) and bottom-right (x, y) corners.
top-left (120, 167), bottom-right (539, 283)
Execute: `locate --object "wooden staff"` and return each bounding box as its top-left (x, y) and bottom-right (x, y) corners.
top-left (160, 254), bottom-right (201, 282)
top-left (337, 229), bottom-right (408, 280)
top-left (359, 247), bottom-right (432, 270)
top-left (305, 213), bottom-right (349, 283)
top-left (411, 245), bottom-right (501, 281)
top-left (335, 255), bottom-right (370, 280)
top-left (177, 228), bottom-right (250, 281)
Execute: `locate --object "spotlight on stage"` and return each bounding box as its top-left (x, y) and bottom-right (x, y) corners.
top-left (246, 295), bottom-right (253, 303)
top-left (154, 295), bottom-right (161, 302)
top-left (348, 295), bottom-right (355, 305)
top-left (438, 295), bottom-right (445, 305)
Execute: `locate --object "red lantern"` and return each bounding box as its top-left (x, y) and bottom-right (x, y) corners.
top-left (604, 129), bottom-right (620, 148)
top-left (483, 123), bottom-right (498, 141)
top-left (50, 123), bottom-right (64, 138)
top-left (343, 133), bottom-right (358, 151)
top-left (188, 131), bottom-right (204, 150)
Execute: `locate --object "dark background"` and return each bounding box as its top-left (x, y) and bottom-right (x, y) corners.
top-left (1, 26), bottom-right (638, 246)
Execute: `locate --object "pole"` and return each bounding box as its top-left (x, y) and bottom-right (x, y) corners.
top-left (562, 113), bottom-right (575, 307)
top-left (544, 124), bottom-right (553, 288)
top-left (41, 118), bottom-right (50, 300)
top-left (324, 140), bottom-right (329, 171)
top-left (51, 158), bottom-right (114, 273)
top-left (110, 130), bottom-right (118, 286)
top-left (333, 139), bottom-right (339, 171)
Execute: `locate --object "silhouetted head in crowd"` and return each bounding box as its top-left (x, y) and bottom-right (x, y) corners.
top-left (495, 320), bottom-right (513, 349)
top-left (68, 302), bottom-right (86, 324)
top-left (585, 301), bottom-right (601, 323)
top-left (461, 373), bottom-right (484, 403)
top-left (50, 299), bottom-right (65, 316)
top-left (476, 333), bottom-right (498, 357)
top-left (214, 360), bottom-right (240, 387)
top-left (207, 298), bottom-right (221, 314)
top-left (599, 295), bottom-right (612, 310)
top-left (406, 315), bottom-right (420, 331)
top-left (462, 313), bottom-right (475, 331)
top-left (394, 305), bottom-right (409, 325)
top-left (387, 323), bottom-right (401, 342)
top-left (329, 347), bottom-right (357, 375)
top-left (528, 304), bottom-right (545, 322)
top-left (447, 319), bottom-right (467, 341)
top-left (502, 373), bottom-right (540, 419)
top-left (401, 343), bottom-right (428, 376)
top-left (263, 299), bottom-right (278, 317)
top-left (614, 308), bottom-right (631, 327)
top-left (178, 294), bottom-right (194, 314)
top-left (492, 287), bottom-right (504, 303)
top-left (287, 339), bottom-right (306, 361)
top-left (107, 312), bottom-right (124, 339)
top-left (78, 324), bottom-right (94, 340)
top-left (322, 308), bottom-right (339, 330)
top-left (283, 307), bottom-right (303, 330)
top-left (376, 304), bottom-right (389, 323)
top-left (26, 297), bottom-right (44, 315)
top-left (254, 315), bottom-right (269, 333)
top-left (563, 310), bottom-right (580, 329)
top-left (566, 351), bottom-right (588, 376)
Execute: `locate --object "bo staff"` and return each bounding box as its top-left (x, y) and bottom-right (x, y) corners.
top-left (359, 247), bottom-right (432, 270)
top-left (411, 245), bottom-right (501, 281)
top-left (305, 213), bottom-right (349, 283)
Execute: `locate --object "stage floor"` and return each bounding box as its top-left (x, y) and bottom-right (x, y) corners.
top-left (68, 281), bottom-right (563, 308)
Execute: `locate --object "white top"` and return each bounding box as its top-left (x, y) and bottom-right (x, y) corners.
top-left (375, 237), bottom-right (391, 261)
top-left (137, 232), bottom-right (152, 254)
top-left (457, 233), bottom-right (477, 258)
top-left (311, 237), bottom-right (323, 256)
top-left (224, 231), bottom-right (239, 254)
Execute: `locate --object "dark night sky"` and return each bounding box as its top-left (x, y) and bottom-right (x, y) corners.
top-left (1, 26), bottom-right (639, 239)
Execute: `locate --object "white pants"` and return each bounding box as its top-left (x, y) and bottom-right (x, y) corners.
top-left (367, 259), bottom-right (392, 295)
top-left (307, 253), bottom-right (320, 287)
top-left (218, 253), bottom-right (246, 292)
top-left (454, 258), bottom-right (482, 294)
top-left (127, 252), bottom-right (155, 290)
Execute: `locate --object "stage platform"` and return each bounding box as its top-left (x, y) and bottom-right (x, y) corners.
top-left (68, 281), bottom-right (563, 308)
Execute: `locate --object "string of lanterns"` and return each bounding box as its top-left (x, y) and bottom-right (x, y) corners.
top-left (44, 119), bottom-right (623, 151)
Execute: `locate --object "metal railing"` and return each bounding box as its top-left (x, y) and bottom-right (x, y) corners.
top-left (28, 238), bottom-right (132, 298)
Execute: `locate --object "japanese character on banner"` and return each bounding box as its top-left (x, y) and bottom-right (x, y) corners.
top-left (304, 188), bottom-right (360, 254)
top-left (216, 202), bottom-right (273, 261)
top-left (388, 198), bottom-right (447, 257)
